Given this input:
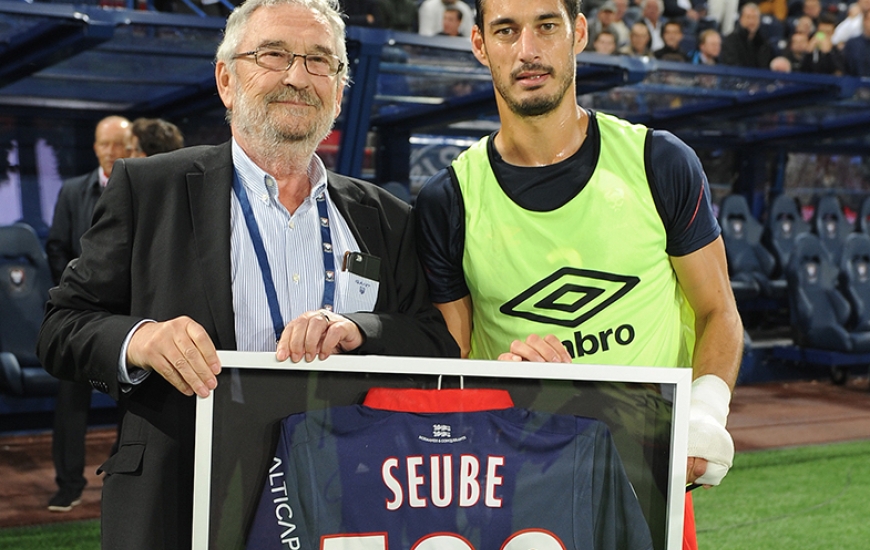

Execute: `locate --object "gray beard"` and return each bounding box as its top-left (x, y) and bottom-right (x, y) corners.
top-left (229, 85), bottom-right (335, 161)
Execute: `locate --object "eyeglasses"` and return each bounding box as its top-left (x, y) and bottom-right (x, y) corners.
top-left (233, 48), bottom-right (345, 77)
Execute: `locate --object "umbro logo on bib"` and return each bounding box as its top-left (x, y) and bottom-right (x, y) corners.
top-left (500, 268), bottom-right (639, 328)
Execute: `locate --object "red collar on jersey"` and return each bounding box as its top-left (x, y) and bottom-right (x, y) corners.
top-left (363, 388), bottom-right (514, 413)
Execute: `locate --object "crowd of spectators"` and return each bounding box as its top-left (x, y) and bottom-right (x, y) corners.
top-left (144, 0), bottom-right (870, 75)
top-left (574, 0), bottom-right (870, 76)
top-left (403, 0), bottom-right (869, 76)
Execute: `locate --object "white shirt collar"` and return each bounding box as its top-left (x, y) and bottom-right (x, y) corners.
top-left (230, 138), bottom-right (328, 203)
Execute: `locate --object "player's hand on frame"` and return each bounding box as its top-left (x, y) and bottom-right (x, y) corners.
top-left (277, 309), bottom-right (364, 363)
top-left (497, 334), bottom-right (573, 363)
top-left (126, 316), bottom-right (221, 398)
top-left (687, 375), bottom-right (735, 486)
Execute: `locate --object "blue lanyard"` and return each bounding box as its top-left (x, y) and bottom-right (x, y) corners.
top-left (232, 173), bottom-right (336, 342)
top-left (316, 192), bottom-right (337, 313)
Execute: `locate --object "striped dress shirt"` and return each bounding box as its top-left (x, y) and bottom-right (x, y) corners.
top-left (231, 140), bottom-right (362, 352)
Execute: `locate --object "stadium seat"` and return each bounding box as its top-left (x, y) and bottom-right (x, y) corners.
top-left (857, 195), bottom-right (870, 235)
top-left (0, 223), bottom-right (58, 396)
top-left (811, 194), bottom-right (852, 267)
top-left (785, 233), bottom-right (870, 352)
top-left (839, 233), bottom-right (870, 331)
top-left (765, 194), bottom-right (811, 279)
top-left (719, 194), bottom-right (784, 300)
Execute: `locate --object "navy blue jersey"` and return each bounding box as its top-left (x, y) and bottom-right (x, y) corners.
top-left (415, 110), bottom-right (720, 304)
top-left (246, 388), bottom-right (653, 550)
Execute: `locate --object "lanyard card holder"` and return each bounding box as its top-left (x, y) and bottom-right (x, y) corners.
top-left (343, 251), bottom-right (381, 281)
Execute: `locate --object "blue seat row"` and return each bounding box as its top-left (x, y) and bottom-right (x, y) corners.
top-left (720, 193), bottom-right (870, 355)
top-left (0, 223), bottom-right (58, 396)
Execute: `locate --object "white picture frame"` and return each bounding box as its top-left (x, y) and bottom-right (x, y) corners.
top-left (194, 351), bottom-right (691, 550)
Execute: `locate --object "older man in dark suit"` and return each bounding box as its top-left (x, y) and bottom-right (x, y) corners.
top-left (44, 114), bottom-right (132, 513)
top-left (36, 0), bottom-right (458, 548)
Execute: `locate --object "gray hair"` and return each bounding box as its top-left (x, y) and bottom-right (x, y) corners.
top-left (216, 0), bottom-right (349, 81)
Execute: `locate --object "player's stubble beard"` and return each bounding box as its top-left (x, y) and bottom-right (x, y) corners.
top-left (491, 47), bottom-right (576, 118)
top-left (228, 79), bottom-right (336, 162)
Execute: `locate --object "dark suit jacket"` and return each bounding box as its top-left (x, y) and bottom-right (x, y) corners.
top-left (37, 141), bottom-right (458, 549)
top-left (45, 168), bottom-right (102, 284)
top-left (719, 26), bottom-right (774, 69)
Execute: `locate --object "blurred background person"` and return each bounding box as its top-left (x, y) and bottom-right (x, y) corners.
top-left (621, 20), bottom-right (654, 55)
top-left (720, 3), bottom-right (775, 68)
top-left (610, 0), bottom-right (633, 44)
top-left (624, 0), bottom-right (645, 26)
top-left (832, 0), bottom-right (870, 46)
top-left (707, 0), bottom-right (738, 34)
top-left (342, 0), bottom-right (382, 27)
top-left (593, 28), bottom-right (620, 53)
top-left (587, 2), bottom-right (628, 49)
top-left (662, 0), bottom-right (700, 37)
top-left (797, 0), bottom-right (821, 25)
top-left (801, 14), bottom-right (842, 73)
top-left (784, 29), bottom-right (810, 70)
top-left (641, 0), bottom-right (666, 51)
top-left (437, 6), bottom-right (465, 35)
top-left (770, 55), bottom-right (793, 71)
top-left (842, 9), bottom-right (870, 76)
top-left (691, 28), bottom-right (722, 64)
top-left (418, 0), bottom-right (473, 37)
top-left (45, 115), bottom-right (132, 512)
top-left (655, 20), bottom-right (689, 60)
top-left (129, 118), bottom-right (185, 158)
top-left (792, 14), bottom-right (815, 37)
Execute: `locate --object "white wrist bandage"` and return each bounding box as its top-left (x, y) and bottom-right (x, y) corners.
top-left (687, 374), bottom-right (735, 486)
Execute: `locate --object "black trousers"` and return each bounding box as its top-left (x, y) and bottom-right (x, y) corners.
top-left (51, 379), bottom-right (92, 493)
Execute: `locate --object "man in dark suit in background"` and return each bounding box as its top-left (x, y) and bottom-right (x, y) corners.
top-left (36, 0), bottom-right (458, 547)
top-left (720, 3), bottom-right (774, 68)
top-left (44, 115), bottom-right (132, 512)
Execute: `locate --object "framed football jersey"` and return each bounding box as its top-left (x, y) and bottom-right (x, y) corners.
top-left (193, 353), bottom-right (691, 550)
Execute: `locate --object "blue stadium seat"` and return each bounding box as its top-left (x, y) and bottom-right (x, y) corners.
top-left (719, 194), bottom-right (784, 300)
top-left (785, 233), bottom-right (870, 352)
top-left (857, 195), bottom-right (870, 235)
top-left (839, 232), bottom-right (870, 331)
top-left (765, 193), bottom-right (811, 279)
top-left (812, 194), bottom-right (853, 266)
top-left (0, 223), bottom-right (58, 396)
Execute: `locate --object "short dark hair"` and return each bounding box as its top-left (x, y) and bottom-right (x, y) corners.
top-left (663, 20), bottom-right (682, 33)
top-left (445, 5), bottom-right (463, 21)
top-left (475, 0), bottom-right (581, 33)
top-left (595, 28), bottom-right (617, 42)
top-left (817, 12), bottom-right (837, 26)
top-left (132, 118), bottom-right (185, 157)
